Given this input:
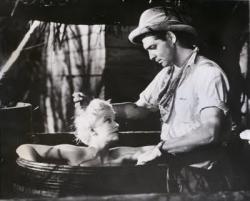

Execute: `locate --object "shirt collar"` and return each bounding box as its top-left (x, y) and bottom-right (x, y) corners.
top-left (166, 46), bottom-right (199, 70)
top-left (186, 46), bottom-right (199, 67)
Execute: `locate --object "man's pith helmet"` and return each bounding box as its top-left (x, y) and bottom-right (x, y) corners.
top-left (128, 6), bottom-right (197, 45)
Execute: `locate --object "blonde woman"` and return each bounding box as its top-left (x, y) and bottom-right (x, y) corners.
top-left (16, 99), bottom-right (155, 166)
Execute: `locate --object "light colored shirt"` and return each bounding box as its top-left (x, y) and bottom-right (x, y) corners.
top-left (136, 52), bottom-right (230, 168)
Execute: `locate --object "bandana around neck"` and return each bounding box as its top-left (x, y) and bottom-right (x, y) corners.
top-left (157, 47), bottom-right (198, 123)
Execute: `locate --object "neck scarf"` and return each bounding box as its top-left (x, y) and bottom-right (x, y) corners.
top-left (157, 47), bottom-right (198, 123)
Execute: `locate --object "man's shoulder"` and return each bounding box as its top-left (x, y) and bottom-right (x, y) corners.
top-left (191, 55), bottom-right (230, 90)
top-left (195, 55), bottom-right (221, 69)
top-left (193, 55), bottom-right (226, 77)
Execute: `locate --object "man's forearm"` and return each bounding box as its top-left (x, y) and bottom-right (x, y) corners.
top-left (161, 107), bottom-right (225, 154)
top-left (161, 122), bottom-right (221, 154)
top-left (112, 102), bottom-right (151, 120)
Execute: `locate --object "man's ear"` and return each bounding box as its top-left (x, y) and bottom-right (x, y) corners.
top-left (166, 31), bottom-right (176, 46)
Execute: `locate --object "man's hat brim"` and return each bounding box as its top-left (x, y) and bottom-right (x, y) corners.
top-left (128, 22), bottom-right (197, 45)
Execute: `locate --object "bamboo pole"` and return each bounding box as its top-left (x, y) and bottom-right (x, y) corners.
top-left (0, 20), bottom-right (40, 80)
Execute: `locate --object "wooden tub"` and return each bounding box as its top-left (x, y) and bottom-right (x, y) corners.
top-left (13, 157), bottom-right (168, 198)
top-left (13, 132), bottom-right (249, 197)
top-left (11, 132), bottom-right (171, 197)
top-left (0, 103), bottom-right (32, 197)
top-left (0, 102), bottom-right (32, 160)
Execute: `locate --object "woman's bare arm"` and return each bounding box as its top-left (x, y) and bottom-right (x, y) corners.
top-left (16, 144), bottom-right (90, 165)
top-left (16, 144), bottom-right (47, 161)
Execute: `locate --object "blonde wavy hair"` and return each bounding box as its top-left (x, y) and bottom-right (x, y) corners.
top-left (74, 99), bottom-right (114, 145)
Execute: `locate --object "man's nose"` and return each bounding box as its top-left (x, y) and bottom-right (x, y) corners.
top-left (149, 52), bottom-right (156, 60)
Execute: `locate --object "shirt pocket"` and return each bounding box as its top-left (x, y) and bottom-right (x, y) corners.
top-left (174, 96), bottom-right (192, 122)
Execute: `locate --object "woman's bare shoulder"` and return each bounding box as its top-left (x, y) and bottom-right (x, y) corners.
top-left (56, 145), bottom-right (98, 166)
top-left (55, 144), bottom-right (90, 156)
top-left (54, 144), bottom-right (87, 151)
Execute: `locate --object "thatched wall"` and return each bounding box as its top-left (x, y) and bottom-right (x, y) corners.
top-left (40, 24), bottom-right (105, 132)
top-left (39, 25), bottom-right (162, 132)
top-left (104, 26), bottom-right (162, 131)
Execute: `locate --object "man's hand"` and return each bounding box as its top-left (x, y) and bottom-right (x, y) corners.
top-left (240, 130), bottom-right (250, 144)
top-left (136, 146), bottom-right (162, 165)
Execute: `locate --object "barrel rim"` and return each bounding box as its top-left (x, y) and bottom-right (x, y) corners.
top-left (17, 157), bottom-right (168, 170)
top-left (0, 102), bottom-right (32, 110)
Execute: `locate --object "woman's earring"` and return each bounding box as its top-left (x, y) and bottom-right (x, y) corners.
top-left (90, 128), bottom-right (97, 136)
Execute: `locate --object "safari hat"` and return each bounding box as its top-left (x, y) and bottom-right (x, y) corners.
top-left (129, 6), bottom-right (197, 45)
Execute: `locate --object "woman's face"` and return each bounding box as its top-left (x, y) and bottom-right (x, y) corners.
top-left (93, 109), bottom-right (119, 146)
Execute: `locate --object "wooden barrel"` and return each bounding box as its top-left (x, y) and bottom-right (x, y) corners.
top-left (13, 158), bottom-right (168, 197)
top-left (0, 102), bottom-right (32, 197)
top-left (0, 102), bottom-right (32, 160)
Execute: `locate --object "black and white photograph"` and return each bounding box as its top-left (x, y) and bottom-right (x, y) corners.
top-left (0, 0), bottom-right (249, 200)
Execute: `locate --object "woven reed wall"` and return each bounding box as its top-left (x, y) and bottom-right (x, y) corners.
top-left (41, 24), bottom-right (106, 132)
top-left (104, 26), bottom-right (161, 103)
top-left (104, 25), bottom-right (162, 131)
top-left (37, 25), bottom-right (161, 132)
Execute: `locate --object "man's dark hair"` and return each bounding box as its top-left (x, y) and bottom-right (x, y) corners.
top-left (153, 31), bottom-right (197, 49)
top-left (172, 31), bottom-right (197, 49)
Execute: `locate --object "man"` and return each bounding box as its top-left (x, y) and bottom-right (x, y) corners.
top-left (74, 7), bottom-right (233, 191)
top-left (113, 6), bottom-right (230, 167)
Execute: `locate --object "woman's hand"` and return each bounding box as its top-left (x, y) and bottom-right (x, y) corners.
top-left (72, 92), bottom-right (85, 108)
top-left (240, 130), bottom-right (250, 144)
top-left (72, 92), bottom-right (91, 112)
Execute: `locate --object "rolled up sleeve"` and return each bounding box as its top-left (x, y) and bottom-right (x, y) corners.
top-left (196, 67), bottom-right (230, 115)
